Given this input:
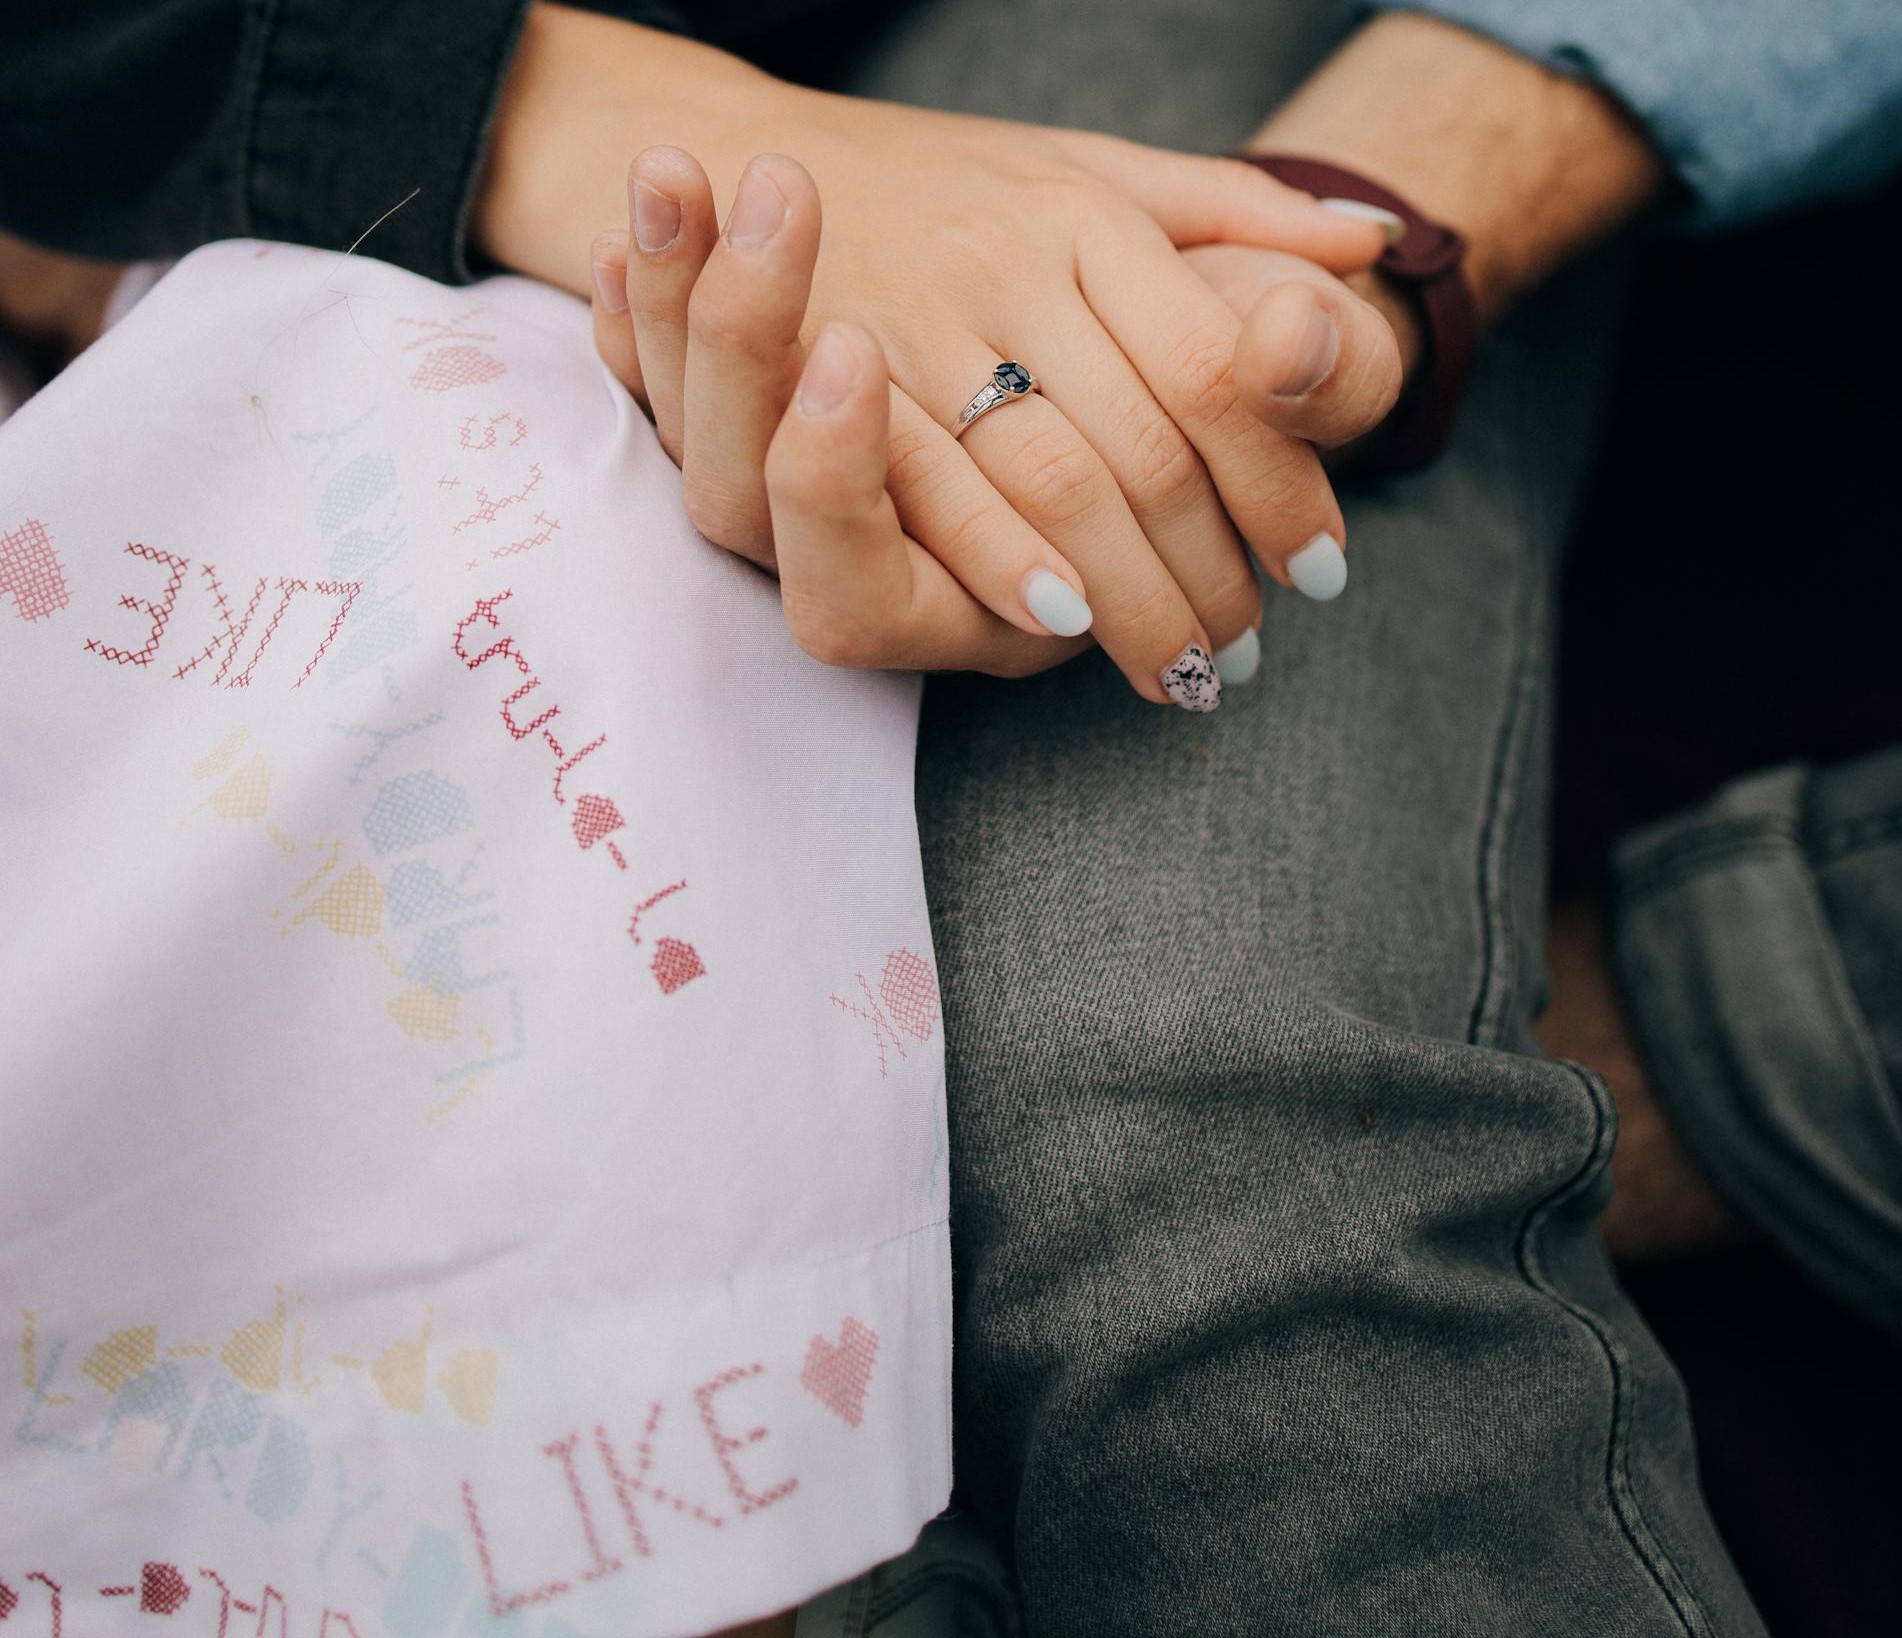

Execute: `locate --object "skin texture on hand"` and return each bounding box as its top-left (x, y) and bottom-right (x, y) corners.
top-left (1183, 243), bottom-right (1405, 444)
top-left (593, 154), bottom-right (1091, 680)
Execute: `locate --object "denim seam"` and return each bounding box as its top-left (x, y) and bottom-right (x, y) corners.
top-left (842, 1569), bottom-right (876, 1638)
top-left (232, 0), bottom-right (280, 240)
top-left (443, 0), bottom-right (536, 282)
top-left (1517, 1061), bottom-right (1709, 1636)
top-left (866, 1564), bottom-right (1020, 1630)
top-left (1810, 807), bottom-right (1902, 863)
top-left (1617, 833), bottom-right (1795, 906)
top-left (1465, 385), bottom-right (1548, 1049)
top-left (1619, 812), bottom-right (1798, 878)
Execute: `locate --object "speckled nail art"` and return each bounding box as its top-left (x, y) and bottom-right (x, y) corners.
top-left (1160, 643), bottom-right (1221, 713)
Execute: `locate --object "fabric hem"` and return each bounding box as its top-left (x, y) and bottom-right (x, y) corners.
top-left (1610, 768), bottom-right (1902, 1333)
top-left (1517, 1063), bottom-right (1713, 1635)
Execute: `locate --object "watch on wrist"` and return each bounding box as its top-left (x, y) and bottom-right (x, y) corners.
top-left (1236, 153), bottom-right (1477, 474)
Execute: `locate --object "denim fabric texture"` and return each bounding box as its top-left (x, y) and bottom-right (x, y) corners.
top-left (843, 0), bottom-right (1769, 1630)
top-left (1370, 0), bottom-right (1902, 228)
top-left (796, 1515), bottom-right (1021, 1637)
top-left (1613, 748), bottom-right (1902, 1335)
top-left (0, 0), bottom-right (538, 280)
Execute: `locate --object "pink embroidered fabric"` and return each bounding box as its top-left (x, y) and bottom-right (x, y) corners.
top-left (0, 244), bottom-right (950, 1637)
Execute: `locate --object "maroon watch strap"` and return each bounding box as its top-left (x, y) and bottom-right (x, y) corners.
top-left (1236, 153), bottom-right (1477, 474)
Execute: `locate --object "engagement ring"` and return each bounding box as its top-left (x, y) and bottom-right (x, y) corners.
top-left (954, 361), bottom-right (1039, 438)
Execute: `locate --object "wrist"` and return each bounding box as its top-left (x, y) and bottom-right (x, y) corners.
top-left (1249, 13), bottom-right (1664, 323)
top-left (473, 3), bottom-right (788, 295)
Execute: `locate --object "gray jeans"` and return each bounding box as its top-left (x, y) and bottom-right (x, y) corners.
top-left (833, 1), bottom-right (1772, 1632)
top-left (1614, 747), bottom-right (1902, 1331)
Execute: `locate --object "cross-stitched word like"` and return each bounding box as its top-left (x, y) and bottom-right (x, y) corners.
top-left (459, 1361), bottom-right (798, 1619)
top-left (85, 542), bottom-right (359, 690)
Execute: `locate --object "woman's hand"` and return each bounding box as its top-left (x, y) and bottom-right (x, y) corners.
top-left (590, 154), bottom-right (1403, 692)
top-left (481, 4), bottom-right (1395, 707)
top-left (591, 154), bottom-right (1090, 685)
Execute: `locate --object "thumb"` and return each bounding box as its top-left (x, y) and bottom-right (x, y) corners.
top-left (1233, 273), bottom-right (1403, 449)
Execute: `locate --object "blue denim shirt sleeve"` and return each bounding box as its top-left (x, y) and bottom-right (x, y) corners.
top-left (1364, 2), bottom-right (1902, 228)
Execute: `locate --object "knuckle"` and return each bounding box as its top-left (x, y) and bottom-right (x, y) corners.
top-left (685, 284), bottom-right (772, 358)
top-left (884, 419), bottom-right (945, 502)
top-left (786, 604), bottom-right (883, 671)
top-left (1119, 409), bottom-right (1207, 517)
top-left (1092, 574), bottom-right (1179, 644)
top-left (1201, 559), bottom-right (1263, 641)
top-left (1166, 332), bottom-right (1241, 429)
top-left (934, 211), bottom-right (1015, 268)
top-left (682, 474), bottom-right (763, 550)
top-left (627, 271), bottom-right (689, 328)
top-left (765, 438), bottom-right (879, 524)
top-left (1223, 446), bottom-right (1324, 533)
top-left (1011, 430), bottom-right (1106, 532)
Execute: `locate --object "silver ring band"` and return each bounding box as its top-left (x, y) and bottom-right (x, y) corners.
top-left (954, 361), bottom-right (1039, 438)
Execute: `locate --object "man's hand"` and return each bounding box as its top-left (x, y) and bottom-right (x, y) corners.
top-left (1183, 243), bottom-right (1406, 450)
top-left (1232, 10), bottom-right (1667, 427)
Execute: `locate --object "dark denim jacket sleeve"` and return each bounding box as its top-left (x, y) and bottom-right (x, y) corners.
top-left (0, 0), bottom-right (678, 285)
top-left (1364, 1), bottom-right (1902, 228)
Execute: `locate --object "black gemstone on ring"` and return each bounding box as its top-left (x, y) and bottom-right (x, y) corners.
top-left (993, 361), bottom-right (1034, 395)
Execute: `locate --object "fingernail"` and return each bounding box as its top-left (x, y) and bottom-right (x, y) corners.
top-left (1214, 626), bottom-right (1261, 686)
top-left (1272, 293), bottom-right (1339, 398)
top-left (1160, 643), bottom-right (1221, 713)
top-left (591, 233), bottom-right (629, 313)
top-left (726, 161), bottom-right (787, 248)
top-left (799, 326), bottom-right (859, 417)
top-left (1320, 197), bottom-right (1405, 245)
top-left (1021, 569), bottom-right (1093, 637)
top-left (1288, 531), bottom-right (1348, 601)
top-left (632, 181), bottom-right (681, 254)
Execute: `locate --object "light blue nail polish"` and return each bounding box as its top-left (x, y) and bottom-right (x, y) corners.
top-left (1288, 532), bottom-right (1348, 601)
top-left (1022, 569), bottom-right (1093, 637)
top-left (1214, 627), bottom-right (1261, 685)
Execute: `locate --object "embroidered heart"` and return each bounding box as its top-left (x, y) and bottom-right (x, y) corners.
top-left (800, 1317), bottom-right (879, 1428)
top-left (140, 1562), bottom-right (191, 1616)
top-left (571, 793), bottom-right (625, 852)
top-left (879, 948), bottom-right (940, 1042)
top-left (409, 345), bottom-right (506, 393)
top-left (1, 517), bottom-right (71, 624)
top-left (651, 937), bottom-right (705, 995)
top-left (437, 1347), bottom-right (500, 1427)
top-left (370, 1319), bottom-right (431, 1415)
